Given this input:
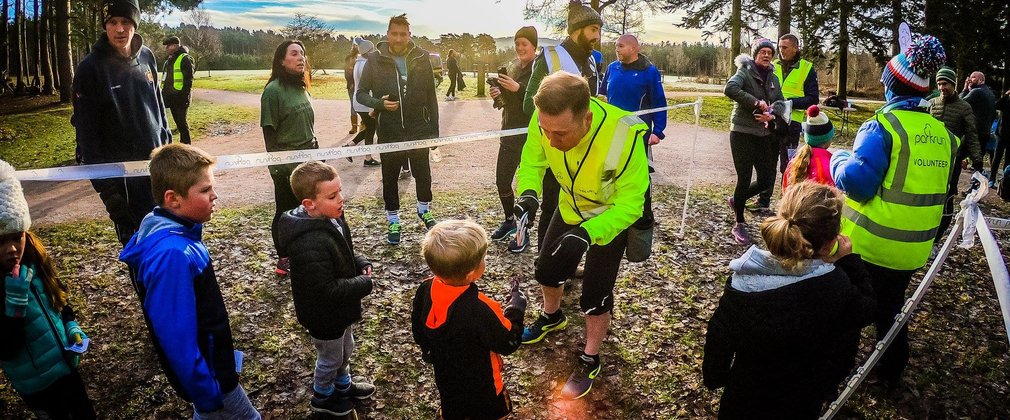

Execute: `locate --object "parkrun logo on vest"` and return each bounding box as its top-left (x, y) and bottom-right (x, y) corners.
top-left (913, 124), bottom-right (946, 145)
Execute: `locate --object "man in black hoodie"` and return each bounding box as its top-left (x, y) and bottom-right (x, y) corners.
top-left (161, 36), bottom-right (195, 144)
top-left (356, 14), bottom-right (440, 246)
top-left (72, 0), bottom-right (171, 246)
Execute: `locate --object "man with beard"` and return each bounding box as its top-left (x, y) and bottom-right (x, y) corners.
top-left (72, 0), bottom-right (171, 246)
top-left (514, 1), bottom-right (603, 254)
top-left (929, 66), bottom-right (979, 246)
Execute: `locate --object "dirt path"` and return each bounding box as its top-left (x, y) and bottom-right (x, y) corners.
top-left (24, 89), bottom-right (736, 225)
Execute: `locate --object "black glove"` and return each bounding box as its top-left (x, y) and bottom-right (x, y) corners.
top-left (505, 277), bottom-right (527, 313)
top-left (542, 226), bottom-right (591, 280)
top-left (513, 190), bottom-right (539, 242)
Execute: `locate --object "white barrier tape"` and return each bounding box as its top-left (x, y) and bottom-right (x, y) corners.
top-left (986, 217), bottom-right (1010, 231)
top-left (975, 208), bottom-right (1010, 345)
top-left (14, 101), bottom-right (700, 182)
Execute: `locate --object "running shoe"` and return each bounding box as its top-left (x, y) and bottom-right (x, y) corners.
top-left (310, 393), bottom-right (354, 416)
top-left (561, 354), bottom-right (601, 400)
top-left (419, 211), bottom-right (437, 230)
top-left (521, 311), bottom-right (567, 344)
top-left (745, 198), bottom-right (771, 212)
top-left (491, 219), bottom-right (517, 241)
top-left (387, 222), bottom-right (401, 245)
top-left (364, 159), bottom-right (381, 167)
top-left (508, 227), bottom-right (530, 253)
top-left (275, 257), bottom-right (290, 276)
top-left (731, 223), bottom-right (752, 245)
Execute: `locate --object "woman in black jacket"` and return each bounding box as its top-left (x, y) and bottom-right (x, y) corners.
top-left (445, 49), bottom-right (461, 101)
top-left (703, 182), bottom-right (876, 419)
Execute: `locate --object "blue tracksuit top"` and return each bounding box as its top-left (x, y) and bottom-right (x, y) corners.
top-left (600, 55), bottom-right (667, 139)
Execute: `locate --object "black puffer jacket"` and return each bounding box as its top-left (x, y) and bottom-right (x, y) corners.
top-left (703, 249), bottom-right (876, 419)
top-left (355, 40), bottom-right (440, 142)
top-left (277, 207), bottom-right (372, 340)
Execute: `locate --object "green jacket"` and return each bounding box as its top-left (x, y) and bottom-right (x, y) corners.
top-left (516, 98), bottom-right (650, 245)
top-left (928, 94), bottom-right (980, 166)
top-left (724, 54), bottom-right (785, 137)
top-left (0, 262), bottom-right (77, 395)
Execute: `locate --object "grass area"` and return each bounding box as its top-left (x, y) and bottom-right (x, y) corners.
top-left (0, 99), bottom-right (257, 170)
top-left (194, 71), bottom-right (488, 101)
top-left (1, 186), bottom-right (1008, 418)
top-left (667, 95), bottom-right (878, 148)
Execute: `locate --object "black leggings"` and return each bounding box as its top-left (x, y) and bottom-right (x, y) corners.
top-left (380, 149), bottom-right (432, 212)
top-left (936, 144), bottom-right (969, 243)
top-left (866, 262), bottom-right (915, 382)
top-left (269, 163), bottom-right (301, 258)
top-left (350, 112), bottom-right (377, 146)
top-left (21, 371), bottom-right (96, 419)
top-left (729, 131), bottom-right (779, 223)
top-left (538, 171), bottom-right (561, 251)
top-left (446, 74), bottom-right (457, 97)
top-left (496, 136), bottom-right (524, 218)
top-left (535, 210), bottom-right (628, 315)
top-left (992, 132), bottom-right (1009, 179)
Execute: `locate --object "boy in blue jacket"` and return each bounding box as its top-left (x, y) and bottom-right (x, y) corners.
top-left (120, 144), bottom-right (260, 419)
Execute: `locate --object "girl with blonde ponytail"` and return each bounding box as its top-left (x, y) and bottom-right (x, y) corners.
top-left (784, 105), bottom-right (836, 190)
top-left (703, 181), bottom-right (877, 419)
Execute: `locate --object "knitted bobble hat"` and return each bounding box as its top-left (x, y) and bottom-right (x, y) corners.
top-left (802, 105), bottom-right (835, 146)
top-left (102, 0), bottom-right (141, 27)
top-left (751, 37), bottom-right (775, 57)
top-left (936, 66), bottom-right (957, 84)
top-left (354, 37), bottom-right (375, 55)
top-left (567, 2), bottom-right (603, 35)
top-left (0, 160), bottom-right (31, 236)
top-left (881, 34), bottom-right (946, 96)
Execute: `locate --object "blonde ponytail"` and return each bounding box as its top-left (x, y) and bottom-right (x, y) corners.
top-left (787, 144), bottom-right (813, 187)
top-left (760, 181), bottom-right (844, 271)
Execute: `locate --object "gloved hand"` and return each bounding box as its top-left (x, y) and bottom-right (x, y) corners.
top-left (4, 264), bottom-right (33, 318)
top-left (65, 321), bottom-right (87, 345)
top-left (544, 226), bottom-right (591, 280)
top-left (513, 190), bottom-right (539, 243)
top-left (505, 278), bottom-right (527, 313)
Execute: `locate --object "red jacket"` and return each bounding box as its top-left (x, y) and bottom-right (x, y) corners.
top-left (784, 146), bottom-right (835, 190)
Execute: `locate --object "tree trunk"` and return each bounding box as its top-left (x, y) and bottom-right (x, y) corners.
top-left (2, 0), bottom-right (8, 74)
top-left (31, 0), bottom-right (41, 89)
top-left (890, 0), bottom-right (902, 56)
top-left (730, 0), bottom-right (741, 76)
top-left (14, 0), bottom-right (26, 91)
top-left (837, 0), bottom-right (849, 101)
top-left (54, 0), bottom-right (72, 102)
top-left (778, 0), bottom-right (791, 39)
top-left (39, 0), bottom-right (53, 94)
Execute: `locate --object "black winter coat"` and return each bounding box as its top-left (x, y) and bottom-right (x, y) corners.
top-left (703, 254), bottom-right (876, 419)
top-left (355, 41), bottom-right (440, 142)
top-left (277, 207), bottom-right (372, 340)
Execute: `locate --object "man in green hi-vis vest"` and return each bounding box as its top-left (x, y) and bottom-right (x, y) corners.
top-left (830, 34), bottom-right (955, 390)
top-left (753, 33), bottom-right (819, 210)
top-left (161, 36), bottom-right (195, 144)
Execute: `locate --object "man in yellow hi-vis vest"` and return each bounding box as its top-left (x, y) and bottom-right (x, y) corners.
top-left (754, 34), bottom-right (819, 210)
top-left (161, 36), bottom-right (195, 144)
top-left (830, 34), bottom-right (954, 389)
top-left (513, 72), bottom-right (649, 400)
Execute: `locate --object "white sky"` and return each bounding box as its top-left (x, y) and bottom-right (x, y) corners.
top-left (155, 0), bottom-right (720, 44)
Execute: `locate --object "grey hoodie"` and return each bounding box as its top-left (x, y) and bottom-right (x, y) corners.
top-left (728, 245), bottom-right (835, 292)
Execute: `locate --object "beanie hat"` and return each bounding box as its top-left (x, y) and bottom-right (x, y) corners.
top-left (936, 66), bottom-right (957, 84)
top-left (880, 34), bottom-right (946, 96)
top-left (751, 37), bottom-right (775, 57)
top-left (567, 2), bottom-right (603, 35)
top-left (354, 37), bottom-right (375, 55)
top-left (0, 160), bottom-right (31, 236)
top-left (515, 26), bottom-right (539, 48)
top-left (102, 0), bottom-right (141, 27)
top-left (802, 105), bottom-right (834, 146)
top-left (162, 36), bottom-right (180, 46)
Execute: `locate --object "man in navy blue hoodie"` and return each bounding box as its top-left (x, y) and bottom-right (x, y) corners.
top-left (72, 0), bottom-right (171, 246)
top-left (120, 144), bottom-right (260, 419)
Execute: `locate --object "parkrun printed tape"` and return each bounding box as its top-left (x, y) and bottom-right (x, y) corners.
top-left (13, 100), bottom-right (702, 182)
top-left (821, 172), bottom-right (1010, 419)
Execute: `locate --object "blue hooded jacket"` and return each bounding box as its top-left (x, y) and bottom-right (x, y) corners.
top-left (600, 55), bottom-right (667, 140)
top-left (119, 208), bottom-right (238, 412)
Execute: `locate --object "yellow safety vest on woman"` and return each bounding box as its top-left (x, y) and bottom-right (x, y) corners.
top-left (840, 110), bottom-right (960, 270)
top-left (773, 59), bottom-right (813, 123)
top-left (516, 98), bottom-right (650, 246)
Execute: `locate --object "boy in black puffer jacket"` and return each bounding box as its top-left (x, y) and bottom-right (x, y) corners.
top-left (703, 182), bottom-right (876, 419)
top-left (278, 162), bottom-right (375, 417)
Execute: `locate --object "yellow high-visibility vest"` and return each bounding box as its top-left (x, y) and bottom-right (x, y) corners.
top-left (840, 109), bottom-right (960, 270)
top-left (774, 59), bottom-right (813, 122)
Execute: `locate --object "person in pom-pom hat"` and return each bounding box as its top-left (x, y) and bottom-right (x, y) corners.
top-left (782, 105), bottom-right (835, 190)
top-left (929, 66), bottom-right (980, 246)
top-left (829, 34), bottom-right (960, 389)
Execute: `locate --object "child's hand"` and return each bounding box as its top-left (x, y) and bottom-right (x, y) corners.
top-left (821, 235), bottom-right (853, 263)
top-left (65, 321), bottom-right (87, 346)
top-left (4, 264), bottom-right (32, 318)
top-left (362, 265), bottom-right (373, 276)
